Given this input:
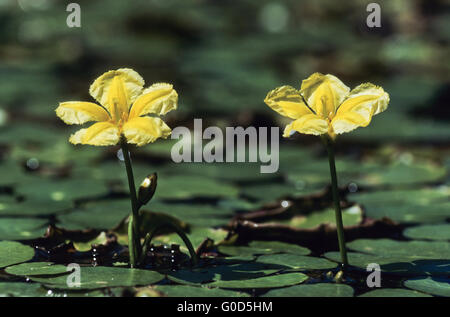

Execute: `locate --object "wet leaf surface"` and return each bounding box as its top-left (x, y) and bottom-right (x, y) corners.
top-left (358, 288), bottom-right (431, 297)
top-left (5, 262), bottom-right (68, 277)
top-left (404, 277), bottom-right (450, 297)
top-left (262, 283), bottom-right (354, 297)
top-left (30, 266), bottom-right (165, 290)
top-left (0, 241), bottom-right (35, 268)
top-left (208, 272), bottom-right (309, 289)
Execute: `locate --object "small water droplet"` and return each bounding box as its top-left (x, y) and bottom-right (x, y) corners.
top-left (348, 182), bottom-right (358, 193)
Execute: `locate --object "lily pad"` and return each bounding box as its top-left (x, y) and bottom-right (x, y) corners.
top-left (30, 266), bottom-right (165, 290)
top-left (5, 262), bottom-right (69, 276)
top-left (0, 197), bottom-right (72, 216)
top-left (208, 272), bottom-right (308, 289)
top-left (153, 285), bottom-right (250, 297)
top-left (404, 277), bottom-right (450, 297)
top-left (240, 183), bottom-right (320, 204)
top-left (403, 224), bottom-right (450, 241)
top-left (357, 162), bottom-right (446, 187)
top-left (350, 188), bottom-right (450, 224)
top-left (256, 254), bottom-right (337, 271)
top-left (168, 262), bottom-right (285, 285)
top-left (262, 283), bottom-right (354, 297)
top-left (282, 205), bottom-right (363, 229)
top-left (57, 199), bottom-right (131, 230)
top-left (218, 241), bottom-right (310, 257)
top-left (0, 282), bottom-right (47, 297)
top-left (0, 241), bottom-right (35, 268)
top-left (149, 201), bottom-right (234, 227)
top-left (359, 288), bottom-right (431, 297)
top-left (248, 241), bottom-right (311, 255)
top-left (325, 239), bottom-right (450, 276)
top-left (16, 178), bottom-right (109, 202)
top-left (0, 218), bottom-right (48, 240)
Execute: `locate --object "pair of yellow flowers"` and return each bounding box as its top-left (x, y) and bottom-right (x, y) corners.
top-left (56, 68), bottom-right (389, 146)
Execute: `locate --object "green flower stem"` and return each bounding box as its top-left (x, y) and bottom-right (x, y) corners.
top-left (324, 136), bottom-right (348, 267)
top-left (120, 140), bottom-right (141, 267)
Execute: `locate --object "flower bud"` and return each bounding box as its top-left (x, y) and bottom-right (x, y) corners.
top-left (138, 173), bottom-right (157, 206)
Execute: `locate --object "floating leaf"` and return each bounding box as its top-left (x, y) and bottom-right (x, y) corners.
top-left (156, 175), bottom-right (239, 199)
top-left (0, 218), bottom-right (48, 240)
top-left (149, 201), bottom-right (234, 227)
top-left (282, 205), bottom-right (363, 229)
top-left (359, 288), bottom-right (431, 297)
top-left (31, 266), bottom-right (164, 290)
top-left (0, 241), bottom-right (35, 268)
top-left (0, 282), bottom-right (47, 297)
top-left (17, 178), bottom-right (109, 202)
top-left (404, 277), bottom-right (450, 297)
top-left (208, 272), bottom-right (308, 289)
top-left (218, 241), bottom-right (310, 257)
top-left (5, 262), bottom-right (68, 276)
top-left (325, 239), bottom-right (450, 276)
top-left (350, 188), bottom-right (450, 224)
top-left (0, 197), bottom-right (72, 216)
top-left (262, 283), bottom-right (354, 297)
top-left (403, 224), bottom-right (450, 241)
top-left (153, 285), bottom-right (249, 297)
top-left (256, 254), bottom-right (337, 271)
top-left (57, 199), bottom-right (131, 230)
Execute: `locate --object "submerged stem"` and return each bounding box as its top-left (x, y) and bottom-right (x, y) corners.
top-left (121, 140), bottom-right (141, 267)
top-left (139, 223), bottom-right (198, 266)
top-left (323, 136), bottom-right (348, 267)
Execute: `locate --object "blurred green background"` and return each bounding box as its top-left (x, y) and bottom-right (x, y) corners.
top-left (0, 0), bottom-right (449, 228)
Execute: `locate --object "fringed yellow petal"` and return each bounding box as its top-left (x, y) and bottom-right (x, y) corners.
top-left (69, 122), bottom-right (120, 146)
top-left (283, 114), bottom-right (329, 137)
top-left (332, 83), bottom-right (390, 134)
top-left (56, 102), bottom-right (110, 125)
top-left (129, 83), bottom-right (178, 119)
top-left (89, 68), bottom-right (144, 118)
top-left (123, 117), bottom-right (171, 147)
top-left (264, 85), bottom-right (313, 119)
top-left (337, 83), bottom-right (390, 116)
top-left (300, 73), bottom-right (350, 118)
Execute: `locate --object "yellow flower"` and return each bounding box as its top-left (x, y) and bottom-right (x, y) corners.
top-left (56, 68), bottom-right (178, 146)
top-left (264, 73), bottom-right (389, 138)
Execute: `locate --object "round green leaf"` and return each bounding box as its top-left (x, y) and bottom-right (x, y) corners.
top-left (403, 224), bottom-right (450, 241)
top-left (17, 178), bottom-right (109, 202)
top-left (6, 262), bottom-right (68, 276)
top-left (0, 198), bottom-right (72, 216)
top-left (349, 188), bottom-right (450, 224)
top-left (359, 288), bottom-right (431, 297)
top-left (30, 266), bottom-right (165, 290)
top-left (154, 285), bottom-right (249, 297)
top-left (156, 175), bottom-right (239, 199)
top-left (404, 277), bottom-right (450, 297)
top-left (208, 272), bottom-right (308, 289)
top-left (263, 283), bottom-right (354, 297)
top-left (325, 239), bottom-right (450, 276)
top-left (0, 241), bottom-right (35, 268)
top-left (0, 282), bottom-right (46, 297)
top-left (219, 241), bottom-right (310, 257)
top-left (256, 254), bottom-right (337, 271)
top-left (57, 199), bottom-right (131, 230)
top-left (0, 217), bottom-right (48, 240)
